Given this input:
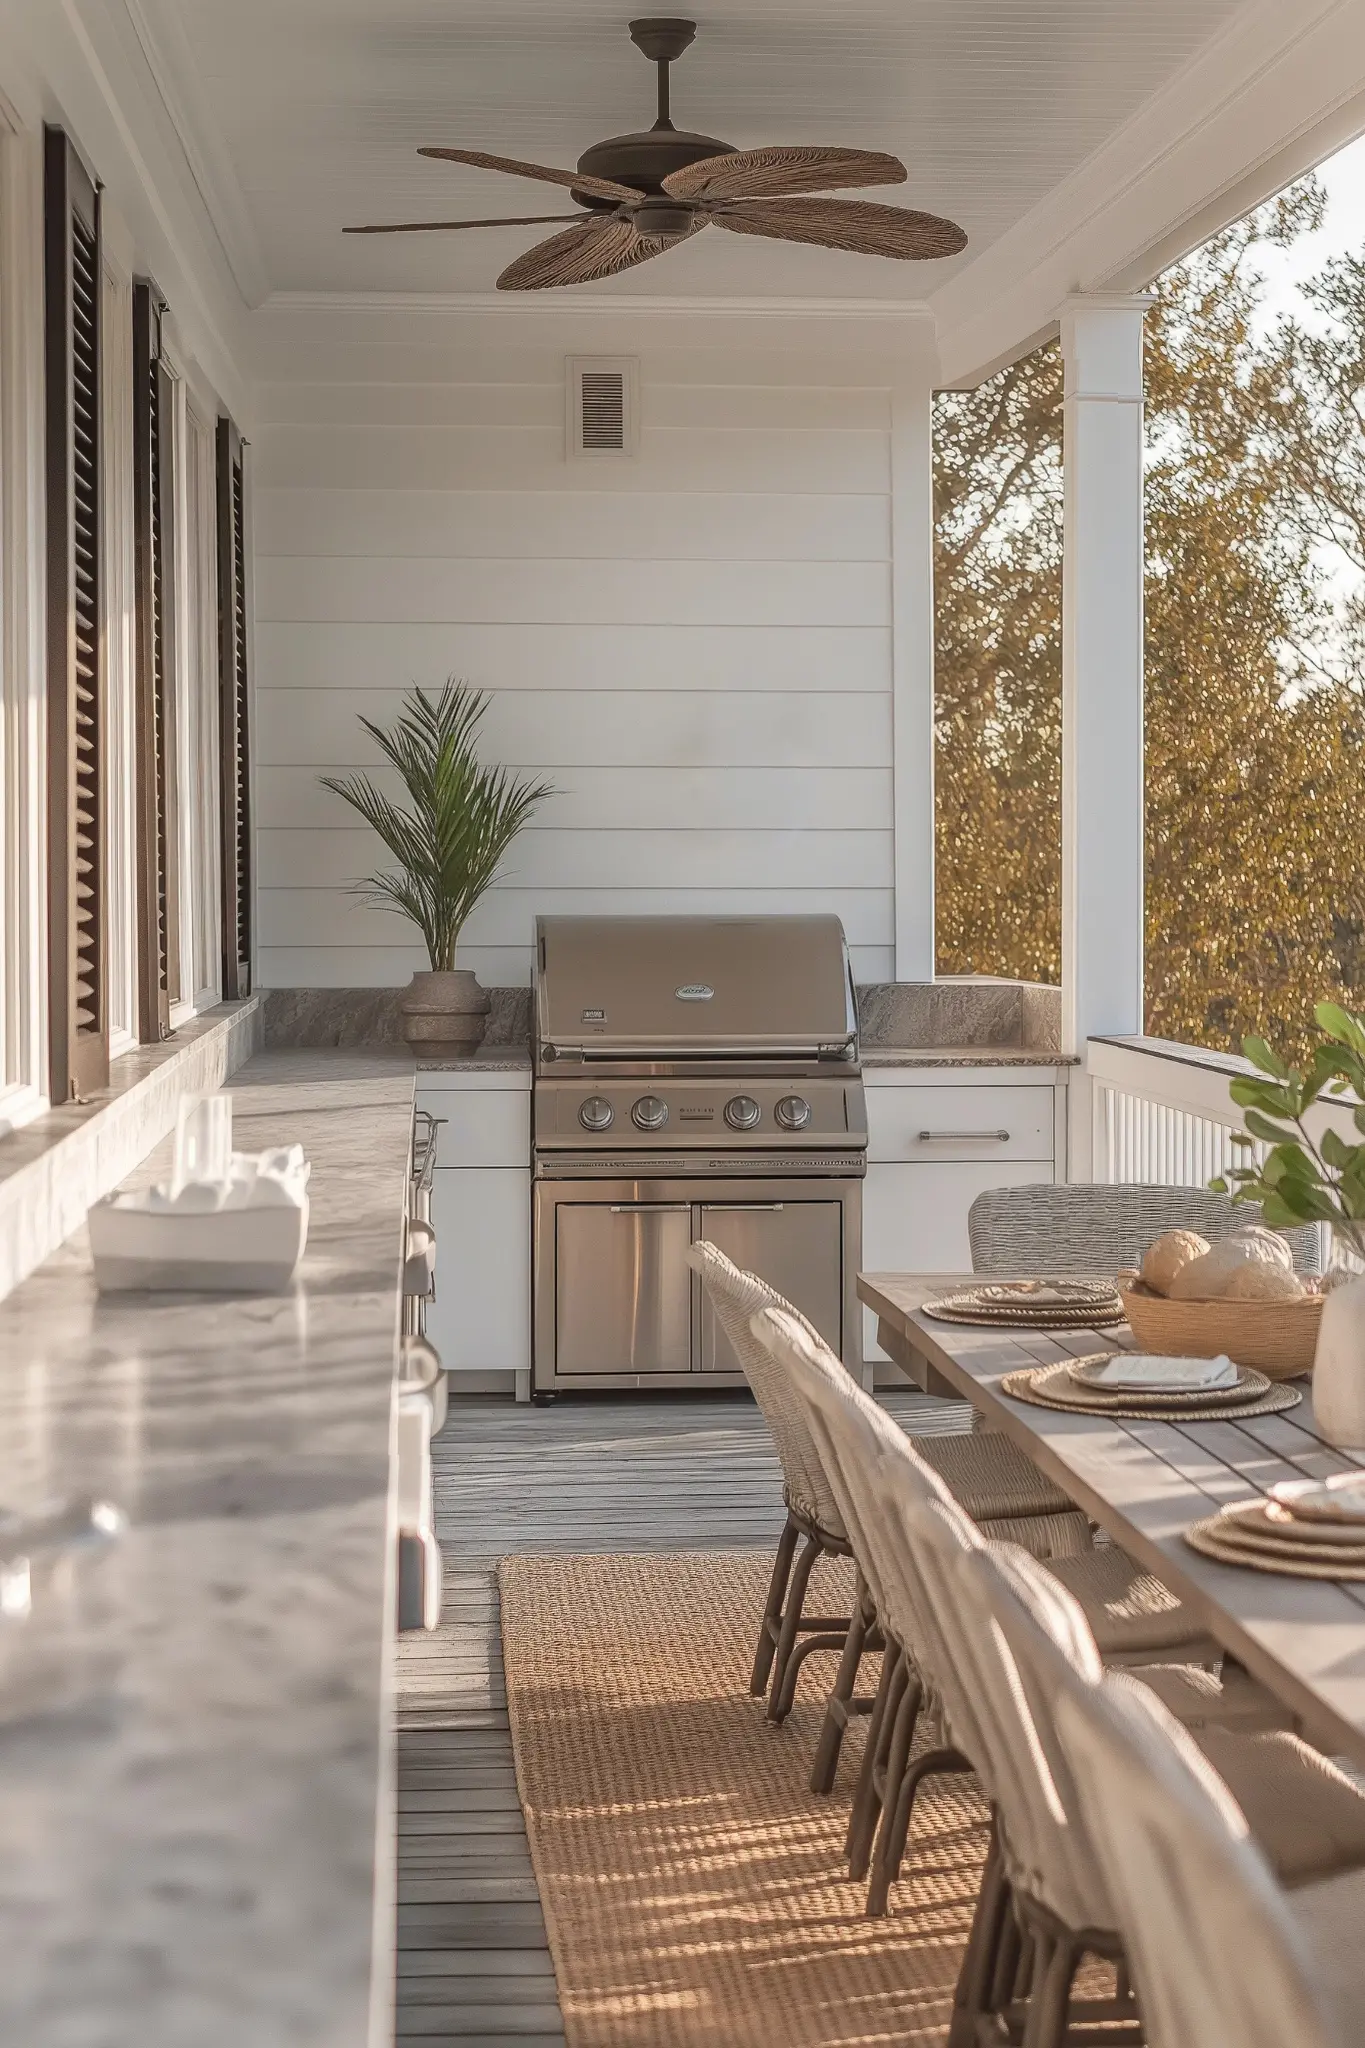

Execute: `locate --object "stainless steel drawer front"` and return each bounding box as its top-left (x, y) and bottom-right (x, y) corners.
top-left (696, 1200), bottom-right (843, 1372)
top-left (554, 1202), bottom-right (692, 1376)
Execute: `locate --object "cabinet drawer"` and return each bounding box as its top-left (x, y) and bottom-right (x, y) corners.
top-left (418, 1087), bottom-right (529, 1168)
top-left (866, 1083), bottom-right (1054, 1163)
top-left (860, 1159), bottom-right (1050, 1362)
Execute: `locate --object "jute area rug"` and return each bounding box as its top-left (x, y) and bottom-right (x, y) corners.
top-left (498, 1552), bottom-right (988, 2048)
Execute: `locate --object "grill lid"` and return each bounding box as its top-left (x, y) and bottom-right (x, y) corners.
top-left (536, 914), bottom-right (857, 1055)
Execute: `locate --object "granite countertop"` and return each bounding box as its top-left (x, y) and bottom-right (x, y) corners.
top-left (0, 1049), bottom-right (416, 2048)
top-left (862, 1046), bottom-right (1079, 1068)
top-left (416, 1044), bottom-right (531, 1073)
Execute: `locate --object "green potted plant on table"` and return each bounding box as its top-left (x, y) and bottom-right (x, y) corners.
top-left (321, 681), bottom-right (553, 1057)
top-left (1212, 1000), bottom-right (1365, 1445)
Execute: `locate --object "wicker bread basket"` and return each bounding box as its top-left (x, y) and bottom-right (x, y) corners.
top-left (1118, 1279), bottom-right (1322, 1382)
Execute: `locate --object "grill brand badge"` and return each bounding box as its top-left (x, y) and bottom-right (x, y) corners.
top-left (581, 1008), bottom-right (606, 1023)
top-left (674, 984), bottom-right (714, 1001)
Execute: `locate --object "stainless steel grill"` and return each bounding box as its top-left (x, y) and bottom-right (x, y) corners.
top-left (531, 914), bottom-right (867, 1398)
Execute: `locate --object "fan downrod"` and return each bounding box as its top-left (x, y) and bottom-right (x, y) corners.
top-left (630, 16), bottom-right (697, 131)
top-left (576, 16), bottom-right (733, 205)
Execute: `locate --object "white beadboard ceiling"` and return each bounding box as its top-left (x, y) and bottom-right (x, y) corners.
top-left (142, 0), bottom-right (1245, 301)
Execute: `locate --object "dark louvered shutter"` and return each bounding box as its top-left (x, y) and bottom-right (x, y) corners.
top-left (44, 127), bottom-right (108, 1102)
top-left (217, 416), bottom-right (252, 999)
top-left (133, 281), bottom-right (180, 1039)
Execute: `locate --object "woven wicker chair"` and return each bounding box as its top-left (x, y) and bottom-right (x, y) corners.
top-left (687, 1240), bottom-right (1090, 1766)
top-left (965, 1541), bottom-right (1365, 2048)
top-left (752, 1305), bottom-right (1246, 1921)
top-left (968, 1181), bottom-right (1321, 1275)
top-left (1053, 1644), bottom-right (1365, 2048)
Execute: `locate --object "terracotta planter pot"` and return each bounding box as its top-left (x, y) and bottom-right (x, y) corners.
top-left (400, 969), bottom-right (490, 1058)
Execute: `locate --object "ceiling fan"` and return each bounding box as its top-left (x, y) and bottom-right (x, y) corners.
top-left (345, 16), bottom-right (967, 289)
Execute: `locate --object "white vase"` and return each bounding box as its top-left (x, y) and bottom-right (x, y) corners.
top-left (1312, 1268), bottom-right (1365, 1449)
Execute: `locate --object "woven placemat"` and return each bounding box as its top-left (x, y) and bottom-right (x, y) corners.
top-left (924, 1283), bottom-right (1125, 1330)
top-left (924, 1303), bottom-right (1128, 1330)
top-left (1000, 1360), bottom-right (1302, 1421)
top-left (1185, 1515), bottom-right (1365, 1579)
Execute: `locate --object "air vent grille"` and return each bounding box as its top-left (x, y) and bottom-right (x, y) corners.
top-left (580, 371), bottom-right (625, 451)
top-left (567, 357), bottom-right (638, 459)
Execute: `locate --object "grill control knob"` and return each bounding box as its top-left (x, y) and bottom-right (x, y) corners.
top-left (578, 1095), bottom-right (614, 1132)
top-left (774, 1094), bottom-right (812, 1132)
top-left (724, 1094), bottom-right (762, 1130)
top-left (631, 1094), bottom-right (669, 1131)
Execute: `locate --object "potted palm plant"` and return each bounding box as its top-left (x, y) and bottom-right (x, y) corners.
top-left (321, 681), bottom-right (553, 1056)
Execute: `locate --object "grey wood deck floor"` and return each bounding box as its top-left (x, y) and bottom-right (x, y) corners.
top-left (394, 1387), bottom-right (967, 2047)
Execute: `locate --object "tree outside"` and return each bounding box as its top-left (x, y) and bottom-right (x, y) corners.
top-left (933, 174), bottom-right (1365, 1064)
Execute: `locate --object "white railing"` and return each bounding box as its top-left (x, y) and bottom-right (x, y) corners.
top-left (1085, 1033), bottom-right (1353, 1274)
top-left (1087, 1037), bottom-right (1254, 1188)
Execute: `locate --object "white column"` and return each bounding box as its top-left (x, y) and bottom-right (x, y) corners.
top-left (890, 374), bottom-right (935, 981)
top-left (1061, 294), bottom-right (1151, 1176)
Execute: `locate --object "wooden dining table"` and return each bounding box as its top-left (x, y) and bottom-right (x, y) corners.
top-left (859, 1270), bottom-right (1365, 1768)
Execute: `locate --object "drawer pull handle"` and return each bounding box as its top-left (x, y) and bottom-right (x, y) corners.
top-left (917, 1129), bottom-right (1011, 1143)
top-left (703, 1204), bottom-right (785, 1213)
top-left (608, 1203), bottom-right (691, 1213)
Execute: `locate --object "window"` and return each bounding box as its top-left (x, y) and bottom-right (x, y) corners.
top-left (216, 415), bottom-right (251, 1001)
top-left (132, 279), bottom-right (179, 1039)
top-left (0, 125), bottom-right (47, 1129)
top-left (181, 393), bottom-right (221, 1005)
top-left (43, 126), bottom-right (108, 1103)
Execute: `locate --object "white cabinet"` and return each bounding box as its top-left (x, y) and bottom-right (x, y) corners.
top-left (428, 1167), bottom-right (531, 1377)
top-left (418, 1076), bottom-right (532, 1397)
top-left (861, 1069), bottom-right (1063, 1365)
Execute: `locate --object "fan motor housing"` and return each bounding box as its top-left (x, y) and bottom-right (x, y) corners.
top-left (575, 128), bottom-right (736, 205)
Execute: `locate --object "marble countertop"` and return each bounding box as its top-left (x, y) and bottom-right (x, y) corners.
top-left (862, 1046), bottom-right (1077, 1068)
top-left (0, 1049), bottom-right (416, 2048)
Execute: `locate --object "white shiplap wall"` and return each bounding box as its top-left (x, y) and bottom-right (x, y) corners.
top-left (252, 302), bottom-right (934, 987)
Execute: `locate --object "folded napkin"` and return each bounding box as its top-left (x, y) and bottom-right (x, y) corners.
top-left (1093, 1352), bottom-right (1238, 1390)
top-left (1269, 1474), bottom-right (1365, 1523)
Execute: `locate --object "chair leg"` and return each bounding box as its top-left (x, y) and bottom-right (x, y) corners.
top-left (764, 1532), bottom-right (820, 1723)
top-left (750, 1514), bottom-right (800, 1696)
top-left (862, 1671), bottom-right (921, 1913)
top-left (847, 1643), bottom-right (909, 1875)
top-left (1025, 1930), bottom-right (1080, 2048)
top-left (949, 1813), bottom-right (1010, 2048)
top-left (1019, 1929), bottom-right (1058, 2048)
top-left (810, 1573), bottom-right (872, 1793)
top-left (866, 1743), bottom-right (965, 1917)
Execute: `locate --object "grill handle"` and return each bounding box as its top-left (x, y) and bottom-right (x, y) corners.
top-left (917, 1129), bottom-right (1011, 1143)
top-left (607, 1203), bottom-right (691, 1214)
top-left (701, 1203), bottom-right (785, 1212)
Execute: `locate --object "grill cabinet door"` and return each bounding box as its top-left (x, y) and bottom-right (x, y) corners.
top-left (555, 1203), bottom-right (692, 1376)
top-left (697, 1202), bottom-right (844, 1370)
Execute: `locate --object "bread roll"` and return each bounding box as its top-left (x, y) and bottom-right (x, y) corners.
top-left (1221, 1262), bottom-right (1304, 1301)
top-left (1220, 1224), bottom-right (1293, 1273)
top-left (1140, 1230), bottom-right (1210, 1297)
top-left (1169, 1234), bottom-right (1289, 1300)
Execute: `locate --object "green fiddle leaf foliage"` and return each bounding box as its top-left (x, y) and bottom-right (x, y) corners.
top-left (1316, 1003), bottom-right (1365, 1060)
top-left (1241, 1107), bottom-right (1298, 1146)
top-left (1243, 1034), bottom-right (1290, 1079)
top-left (1228, 1074), bottom-right (1298, 1119)
top-left (1322, 1127), bottom-right (1355, 1172)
